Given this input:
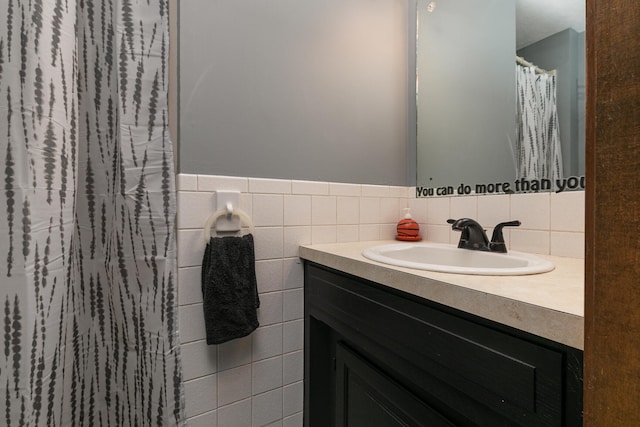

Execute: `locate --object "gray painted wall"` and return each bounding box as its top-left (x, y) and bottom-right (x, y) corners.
top-left (416, 0), bottom-right (517, 190)
top-left (517, 29), bottom-right (585, 177)
top-left (179, 0), bottom-right (412, 186)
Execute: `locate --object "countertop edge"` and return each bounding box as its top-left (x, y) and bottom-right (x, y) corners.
top-left (299, 242), bottom-right (584, 350)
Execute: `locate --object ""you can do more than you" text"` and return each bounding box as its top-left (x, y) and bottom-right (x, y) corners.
top-left (416, 176), bottom-right (585, 198)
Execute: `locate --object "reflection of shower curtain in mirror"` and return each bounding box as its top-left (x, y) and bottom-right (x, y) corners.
top-left (516, 65), bottom-right (564, 183)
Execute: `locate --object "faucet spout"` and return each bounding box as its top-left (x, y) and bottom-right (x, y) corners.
top-left (447, 218), bottom-right (490, 251)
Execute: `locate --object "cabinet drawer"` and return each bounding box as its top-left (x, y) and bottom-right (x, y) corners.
top-left (306, 263), bottom-right (582, 426)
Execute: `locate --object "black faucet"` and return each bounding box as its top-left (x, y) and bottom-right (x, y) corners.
top-left (447, 218), bottom-right (521, 253)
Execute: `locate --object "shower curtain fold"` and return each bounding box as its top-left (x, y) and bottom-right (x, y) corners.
top-left (0, 0), bottom-right (185, 425)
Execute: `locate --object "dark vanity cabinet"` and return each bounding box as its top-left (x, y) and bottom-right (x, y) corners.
top-left (304, 263), bottom-right (583, 427)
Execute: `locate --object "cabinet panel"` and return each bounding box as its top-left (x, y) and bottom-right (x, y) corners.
top-left (316, 275), bottom-right (553, 414)
top-left (336, 342), bottom-right (455, 427)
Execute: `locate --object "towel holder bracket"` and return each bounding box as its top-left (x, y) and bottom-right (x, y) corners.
top-left (203, 191), bottom-right (255, 241)
top-left (216, 191), bottom-right (240, 232)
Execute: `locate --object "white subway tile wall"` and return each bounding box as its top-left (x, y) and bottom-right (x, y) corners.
top-left (176, 174), bottom-right (585, 426)
top-left (283, 196), bottom-right (311, 226)
top-left (550, 191), bottom-right (585, 232)
top-left (511, 192), bottom-right (551, 230)
top-left (291, 180), bottom-right (329, 195)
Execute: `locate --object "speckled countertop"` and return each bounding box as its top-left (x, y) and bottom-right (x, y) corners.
top-left (299, 240), bottom-right (584, 350)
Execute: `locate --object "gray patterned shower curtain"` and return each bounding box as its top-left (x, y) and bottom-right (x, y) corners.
top-left (515, 64), bottom-right (564, 184)
top-left (0, 0), bottom-right (185, 426)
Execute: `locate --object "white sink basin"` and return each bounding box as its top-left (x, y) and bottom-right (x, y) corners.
top-left (362, 242), bottom-right (555, 276)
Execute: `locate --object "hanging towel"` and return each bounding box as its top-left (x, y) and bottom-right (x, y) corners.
top-left (201, 234), bottom-right (260, 345)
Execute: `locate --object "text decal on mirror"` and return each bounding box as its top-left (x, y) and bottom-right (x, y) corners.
top-left (416, 176), bottom-right (585, 197)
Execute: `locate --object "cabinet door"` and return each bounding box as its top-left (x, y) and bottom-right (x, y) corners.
top-left (335, 342), bottom-right (455, 427)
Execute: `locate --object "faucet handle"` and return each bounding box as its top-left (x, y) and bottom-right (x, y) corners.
top-left (489, 220), bottom-right (521, 253)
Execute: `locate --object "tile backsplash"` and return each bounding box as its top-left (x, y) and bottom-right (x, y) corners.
top-left (176, 174), bottom-right (585, 426)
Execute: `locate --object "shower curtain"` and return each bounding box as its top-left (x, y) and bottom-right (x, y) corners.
top-left (0, 0), bottom-right (185, 426)
top-left (515, 64), bottom-right (564, 184)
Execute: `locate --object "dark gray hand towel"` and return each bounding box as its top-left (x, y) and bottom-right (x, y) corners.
top-left (201, 234), bottom-right (260, 345)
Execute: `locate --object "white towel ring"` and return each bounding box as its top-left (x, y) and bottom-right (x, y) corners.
top-left (203, 207), bottom-right (255, 241)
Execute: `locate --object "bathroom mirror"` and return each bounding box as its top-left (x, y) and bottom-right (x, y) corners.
top-left (416, 0), bottom-right (585, 197)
